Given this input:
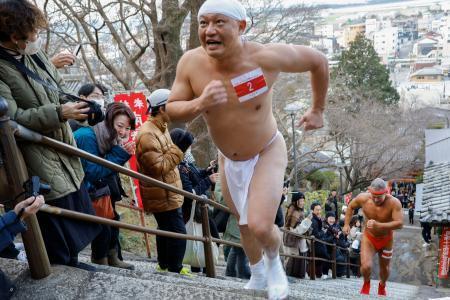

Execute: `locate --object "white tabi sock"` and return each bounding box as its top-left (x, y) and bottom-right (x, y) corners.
top-left (244, 258), bottom-right (267, 290)
top-left (264, 254), bottom-right (289, 300)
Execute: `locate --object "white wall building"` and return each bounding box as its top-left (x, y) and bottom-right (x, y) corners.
top-left (373, 27), bottom-right (400, 63)
top-left (418, 13), bottom-right (432, 35)
top-left (314, 24), bottom-right (334, 38)
top-left (441, 15), bottom-right (450, 66)
top-left (365, 18), bottom-right (379, 38)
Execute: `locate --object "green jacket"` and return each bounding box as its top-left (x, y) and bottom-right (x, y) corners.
top-left (0, 50), bottom-right (84, 200)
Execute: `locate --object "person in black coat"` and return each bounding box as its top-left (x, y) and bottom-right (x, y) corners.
top-left (322, 212), bottom-right (350, 277)
top-left (310, 203), bottom-right (333, 279)
top-left (170, 128), bottom-right (220, 273)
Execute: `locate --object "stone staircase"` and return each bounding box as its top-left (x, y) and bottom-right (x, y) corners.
top-left (3, 252), bottom-right (443, 300)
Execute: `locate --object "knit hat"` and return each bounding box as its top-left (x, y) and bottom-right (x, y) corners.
top-left (170, 128), bottom-right (194, 153)
top-left (326, 212), bottom-right (335, 219)
top-left (291, 191), bottom-right (305, 203)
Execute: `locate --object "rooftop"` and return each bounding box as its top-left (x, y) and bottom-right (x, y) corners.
top-left (420, 162), bottom-right (450, 224)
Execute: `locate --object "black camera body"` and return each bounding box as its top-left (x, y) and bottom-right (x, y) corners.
top-left (23, 176), bottom-right (51, 198)
top-left (63, 95), bottom-right (104, 126)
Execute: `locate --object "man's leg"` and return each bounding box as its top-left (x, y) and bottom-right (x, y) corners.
top-left (359, 235), bottom-right (377, 294)
top-left (377, 240), bottom-right (393, 296)
top-left (218, 155), bottom-right (266, 289)
top-left (246, 135), bottom-right (287, 258)
top-left (378, 253), bottom-right (391, 285)
top-left (246, 135), bottom-right (288, 298)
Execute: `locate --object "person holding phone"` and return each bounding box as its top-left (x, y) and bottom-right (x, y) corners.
top-left (74, 102), bottom-right (136, 269)
top-left (50, 45), bottom-right (79, 69)
top-left (0, 195), bottom-right (45, 300)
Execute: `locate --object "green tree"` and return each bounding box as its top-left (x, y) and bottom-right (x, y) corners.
top-left (332, 34), bottom-right (399, 105)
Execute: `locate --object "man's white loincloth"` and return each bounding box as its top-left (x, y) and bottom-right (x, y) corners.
top-left (223, 131), bottom-right (281, 225)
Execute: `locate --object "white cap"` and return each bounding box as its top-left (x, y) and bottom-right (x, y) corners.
top-left (147, 89), bottom-right (170, 108)
top-left (198, 0), bottom-right (247, 22)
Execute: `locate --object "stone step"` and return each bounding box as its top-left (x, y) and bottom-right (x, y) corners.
top-left (2, 256), bottom-right (427, 300)
top-left (77, 255), bottom-right (420, 300)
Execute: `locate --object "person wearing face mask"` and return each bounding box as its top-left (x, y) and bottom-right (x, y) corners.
top-left (0, 0), bottom-right (101, 270)
top-left (343, 178), bottom-right (403, 296)
top-left (74, 102), bottom-right (136, 270)
top-left (69, 83), bottom-right (108, 132)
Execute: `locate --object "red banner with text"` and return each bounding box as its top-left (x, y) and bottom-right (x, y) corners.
top-left (438, 226), bottom-right (450, 279)
top-left (113, 92), bottom-right (148, 208)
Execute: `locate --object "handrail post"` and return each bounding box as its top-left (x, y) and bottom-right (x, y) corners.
top-left (346, 249), bottom-right (351, 278)
top-left (0, 97), bottom-right (51, 279)
top-left (310, 237), bottom-right (316, 280)
top-left (347, 249), bottom-right (350, 278)
top-left (200, 202), bottom-right (216, 278)
top-left (332, 244), bottom-right (337, 279)
top-left (139, 209), bottom-right (151, 258)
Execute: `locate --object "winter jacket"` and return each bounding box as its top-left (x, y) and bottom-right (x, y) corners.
top-left (284, 205), bottom-right (305, 229)
top-left (311, 214), bottom-right (332, 259)
top-left (136, 118), bottom-right (183, 213)
top-left (0, 211), bottom-right (26, 252)
top-left (178, 161), bottom-right (212, 222)
top-left (74, 126), bottom-right (130, 200)
top-left (0, 50), bottom-right (84, 200)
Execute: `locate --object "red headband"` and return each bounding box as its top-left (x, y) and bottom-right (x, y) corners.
top-left (368, 187), bottom-right (388, 195)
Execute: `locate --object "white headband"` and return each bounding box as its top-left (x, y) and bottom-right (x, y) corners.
top-left (198, 0), bottom-right (247, 22)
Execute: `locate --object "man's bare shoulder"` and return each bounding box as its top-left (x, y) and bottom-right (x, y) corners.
top-left (350, 192), bottom-right (369, 206)
top-left (178, 47), bottom-right (208, 68)
top-left (387, 195), bottom-right (402, 209)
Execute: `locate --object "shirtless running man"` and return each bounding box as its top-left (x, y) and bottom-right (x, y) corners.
top-left (343, 178), bottom-right (403, 296)
top-left (166, 0), bottom-right (329, 298)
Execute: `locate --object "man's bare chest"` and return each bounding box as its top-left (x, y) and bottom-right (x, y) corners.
top-left (362, 203), bottom-right (393, 222)
top-left (191, 63), bottom-right (277, 101)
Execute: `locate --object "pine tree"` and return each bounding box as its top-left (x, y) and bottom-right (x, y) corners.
top-left (332, 34), bottom-right (400, 105)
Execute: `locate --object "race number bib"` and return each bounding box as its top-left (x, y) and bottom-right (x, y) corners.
top-left (231, 68), bottom-right (268, 102)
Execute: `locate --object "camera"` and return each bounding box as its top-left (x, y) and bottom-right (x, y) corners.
top-left (329, 225), bottom-right (341, 236)
top-left (23, 176), bottom-right (51, 198)
top-left (283, 179), bottom-right (290, 188)
top-left (207, 160), bottom-right (218, 175)
top-left (63, 94), bottom-right (104, 126)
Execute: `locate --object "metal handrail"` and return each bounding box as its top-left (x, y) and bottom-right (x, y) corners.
top-left (10, 120), bottom-right (232, 214)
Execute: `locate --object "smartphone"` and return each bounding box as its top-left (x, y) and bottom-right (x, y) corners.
top-left (72, 44), bottom-right (81, 56)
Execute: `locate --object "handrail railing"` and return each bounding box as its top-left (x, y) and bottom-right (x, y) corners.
top-left (0, 97), bottom-right (360, 281)
top-left (10, 120), bottom-right (232, 214)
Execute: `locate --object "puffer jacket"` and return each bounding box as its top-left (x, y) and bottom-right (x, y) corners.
top-left (136, 117), bottom-right (183, 213)
top-left (0, 50), bottom-right (84, 201)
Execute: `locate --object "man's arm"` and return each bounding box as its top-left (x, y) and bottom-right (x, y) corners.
top-left (343, 196), bottom-right (362, 234)
top-left (374, 199), bottom-right (404, 231)
top-left (264, 44), bottom-right (329, 114)
top-left (166, 52), bottom-right (228, 122)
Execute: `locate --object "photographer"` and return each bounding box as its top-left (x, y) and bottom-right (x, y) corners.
top-left (170, 129), bottom-right (219, 224)
top-left (0, 0), bottom-right (101, 269)
top-left (0, 196), bottom-right (44, 299)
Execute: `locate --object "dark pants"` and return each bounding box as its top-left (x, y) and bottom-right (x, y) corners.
top-left (0, 269), bottom-right (14, 300)
top-left (0, 243), bottom-right (19, 259)
top-left (408, 212), bottom-right (414, 224)
top-left (153, 207), bottom-right (187, 273)
top-left (422, 223), bottom-right (432, 243)
top-left (91, 208), bottom-right (121, 260)
top-left (36, 182), bottom-right (101, 265)
top-left (225, 247), bottom-right (250, 279)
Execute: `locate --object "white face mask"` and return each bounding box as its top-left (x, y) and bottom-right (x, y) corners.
top-left (92, 99), bottom-right (105, 111)
top-left (18, 37), bottom-right (42, 55)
